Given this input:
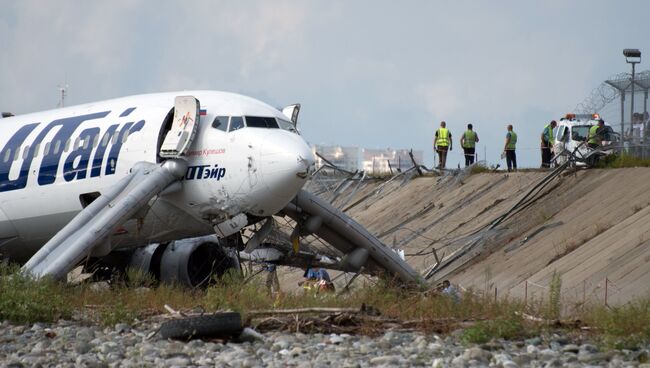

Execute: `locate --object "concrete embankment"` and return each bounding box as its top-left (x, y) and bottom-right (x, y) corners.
top-left (333, 168), bottom-right (650, 306)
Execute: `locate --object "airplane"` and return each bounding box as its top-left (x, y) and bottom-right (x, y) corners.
top-left (0, 90), bottom-right (316, 286)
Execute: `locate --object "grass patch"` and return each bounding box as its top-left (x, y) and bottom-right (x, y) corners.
top-left (469, 164), bottom-right (491, 175)
top-left (583, 299), bottom-right (650, 349)
top-left (597, 154), bottom-right (650, 168)
top-left (0, 264), bottom-right (72, 324)
top-left (4, 262), bottom-right (650, 347)
top-left (461, 315), bottom-right (531, 344)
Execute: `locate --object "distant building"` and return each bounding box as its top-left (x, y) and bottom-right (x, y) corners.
top-left (312, 145), bottom-right (422, 174)
top-left (311, 145), bottom-right (360, 173)
top-left (362, 148), bottom-right (423, 174)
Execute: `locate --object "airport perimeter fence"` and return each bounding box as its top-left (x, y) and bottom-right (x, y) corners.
top-left (474, 276), bottom-right (628, 313)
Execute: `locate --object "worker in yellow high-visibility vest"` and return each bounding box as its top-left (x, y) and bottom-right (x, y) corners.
top-left (587, 119), bottom-right (605, 149)
top-left (434, 121), bottom-right (452, 169)
top-left (460, 123), bottom-right (479, 167)
top-left (540, 120), bottom-right (557, 168)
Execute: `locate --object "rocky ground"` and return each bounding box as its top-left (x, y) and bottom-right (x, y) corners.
top-left (2, 319), bottom-right (650, 367)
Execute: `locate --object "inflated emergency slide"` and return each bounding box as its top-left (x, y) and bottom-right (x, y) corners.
top-left (284, 190), bottom-right (423, 285)
top-left (22, 159), bottom-right (188, 280)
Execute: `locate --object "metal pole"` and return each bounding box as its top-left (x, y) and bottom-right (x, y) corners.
top-left (641, 88), bottom-right (648, 160)
top-left (524, 280), bottom-right (528, 305)
top-left (621, 93), bottom-right (626, 139)
top-left (631, 63), bottom-right (636, 140)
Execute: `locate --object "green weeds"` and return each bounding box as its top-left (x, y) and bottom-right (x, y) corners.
top-left (3, 261), bottom-right (650, 347)
top-left (584, 299), bottom-right (650, 349)
top-left (461, 315), bottom-right (531, 344)
top-left (597, 154), bottom-right (650, 168)
top-left (0, 264), bottom-right (71, 324)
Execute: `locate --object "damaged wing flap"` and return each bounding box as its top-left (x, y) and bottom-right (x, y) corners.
top-left (160, 96), bottom-right (200, 158)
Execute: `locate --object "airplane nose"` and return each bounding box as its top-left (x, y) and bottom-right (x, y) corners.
top-left (258, 131), bottom-right (314, 200)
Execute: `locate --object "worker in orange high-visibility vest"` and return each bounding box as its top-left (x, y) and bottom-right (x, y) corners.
top-left (434, 121), bottom-right (452, 169)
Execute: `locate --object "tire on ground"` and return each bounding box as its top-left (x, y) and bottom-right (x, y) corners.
top-left (158, 312), bottom-right (243, 340)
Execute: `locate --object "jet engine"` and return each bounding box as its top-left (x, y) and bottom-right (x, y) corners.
top-left (125, 235), bottom-right (240, 288)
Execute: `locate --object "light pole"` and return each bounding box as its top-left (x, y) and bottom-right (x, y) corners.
top-left (624, 49), bottom-right (641, 141)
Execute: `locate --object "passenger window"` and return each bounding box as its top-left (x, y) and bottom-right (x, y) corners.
top-left (33, 144), bottom-right (40, 158)
top-left (44, 142), bottom-right (51, 156)
top-left (64, 139), bottom-right (70, 152)
top-left (229, 116), bottom-right (244, 132)
top-left (112, 132), bottom-right (119, 145)
top-left (74, 137), bottom-right (81, 150)
top-left (53, 140), bottom-right (61, 155)
top-left (101, 133), bottom-right (110, 146)
top-left (94, 135), bottom-right (100, 147)
top-left (212, 116), bottom-right (229, 131)
top-left (245, 116), bottom-right (279, 128)
top-left (121, 130), bottom-right (129, 144)
top-left (22, 146), bottom-right (29, 160)
top-left (83, 137), bottom-right (90, 150)
top-left (3, 148), bottom-right (11, 163)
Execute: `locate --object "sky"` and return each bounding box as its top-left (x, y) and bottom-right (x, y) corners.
top-left (1, 1), bottom-right (649, 168)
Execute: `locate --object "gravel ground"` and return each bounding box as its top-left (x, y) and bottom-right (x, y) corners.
top-left (1, 319), bottom-right (650, 367)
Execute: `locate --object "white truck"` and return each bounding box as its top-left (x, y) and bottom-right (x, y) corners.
top-left (553, 113), bottom-right (620, 166)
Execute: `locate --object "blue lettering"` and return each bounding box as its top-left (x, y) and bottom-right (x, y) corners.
top-left (0, 111), bottom-right (148, 192)
top-left (185, 164), bottom-right (226, 181)
top-left (63, 128), bottom-right (100, 182)
top-left (37, 112), bottom-right (110, 185)
top-left (185, 166), bottom-right (197, 180)
top-left (195, 165), bottom-right (209, 180)
top-left (90, 124), bottom-right (118, 178)
top-left (0, 123), bottom-right (40, 192)
top-left (209, 165), bottom-right (219, 179)
top-left (105, 120), bottom-right (144, 176)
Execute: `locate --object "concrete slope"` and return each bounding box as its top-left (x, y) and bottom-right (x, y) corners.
top-left (330, 168), bottom-right (650, 306)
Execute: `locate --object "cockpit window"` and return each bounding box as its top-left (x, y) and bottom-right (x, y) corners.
top-left (229, 116), bottom-right (245, 132)
top-left (245, 116), bottom-right (279, 129)
top-left (212, 116), bottom-right (229, 131)
top-left (277, 119), bottom-right (298, 133)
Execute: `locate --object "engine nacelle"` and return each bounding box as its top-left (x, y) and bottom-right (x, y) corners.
top-left (128, 235), bottom-right (240, 287)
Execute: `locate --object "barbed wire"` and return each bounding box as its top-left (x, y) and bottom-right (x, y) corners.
top-left (575, 70), bottom-right (650, 114)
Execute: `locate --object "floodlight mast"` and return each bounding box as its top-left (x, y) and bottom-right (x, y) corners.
top-left (624, 49), bottom-right (642, 139)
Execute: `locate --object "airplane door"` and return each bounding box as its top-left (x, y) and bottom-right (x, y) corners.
top-left (160, 96), bottom-right (200, 158)
top-left (282, 104), bottom-right (300, 125)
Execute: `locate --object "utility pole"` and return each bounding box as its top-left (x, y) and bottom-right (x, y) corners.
top-left (58, 83), bottom-right (68, 108)
top-left (624, 49), bottom-right (642, 140)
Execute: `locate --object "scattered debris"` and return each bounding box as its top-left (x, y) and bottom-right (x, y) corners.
top-left (157, 312), bottom-right (243, 340)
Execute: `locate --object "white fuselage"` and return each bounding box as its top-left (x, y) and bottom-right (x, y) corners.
top-left (0, 91), bottom-right (314, 262)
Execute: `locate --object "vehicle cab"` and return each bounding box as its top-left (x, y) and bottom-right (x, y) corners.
top-left (553, 113), bottom-right (620, 166)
